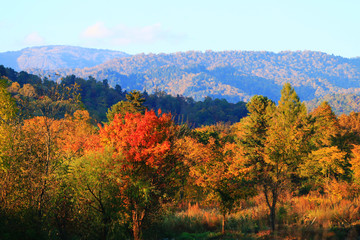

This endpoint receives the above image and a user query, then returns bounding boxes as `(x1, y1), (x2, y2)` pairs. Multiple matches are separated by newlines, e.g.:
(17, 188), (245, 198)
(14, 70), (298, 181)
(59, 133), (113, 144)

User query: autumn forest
(2, 66), (360, 240)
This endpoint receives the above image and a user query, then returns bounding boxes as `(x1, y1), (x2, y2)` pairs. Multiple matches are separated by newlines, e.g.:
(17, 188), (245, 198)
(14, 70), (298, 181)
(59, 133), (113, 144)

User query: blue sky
(1, 0), (359, 57)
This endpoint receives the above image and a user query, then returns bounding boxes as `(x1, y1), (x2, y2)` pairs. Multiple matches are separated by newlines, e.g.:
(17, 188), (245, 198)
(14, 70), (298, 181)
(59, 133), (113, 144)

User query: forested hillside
(0, 65), (247, 126)
(306, 93), (360, 116)
(27, 50), (360, 102)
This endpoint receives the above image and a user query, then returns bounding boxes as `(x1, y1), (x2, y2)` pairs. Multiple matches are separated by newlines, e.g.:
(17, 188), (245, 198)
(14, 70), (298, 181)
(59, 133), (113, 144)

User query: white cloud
(24, 32), (45, 46)
(82, 22), (111, 39)
(81, 22), (184, 46)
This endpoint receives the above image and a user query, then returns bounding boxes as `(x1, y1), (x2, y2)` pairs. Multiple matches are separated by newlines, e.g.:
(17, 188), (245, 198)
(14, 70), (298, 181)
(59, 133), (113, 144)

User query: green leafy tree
(0, 78), (18, 123)
(0, 78), (19, 214)
(238, 95), (276, 230)
(240, 95), (274, 171)
(106, 90), (146, 122)
(240, 84), (311, 231)
(68, 148), (125, 239)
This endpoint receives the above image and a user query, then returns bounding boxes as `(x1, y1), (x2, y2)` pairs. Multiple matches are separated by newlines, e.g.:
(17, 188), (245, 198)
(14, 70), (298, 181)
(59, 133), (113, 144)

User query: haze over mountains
(1, 45), (360, 103)
(0, 45), (129, 71)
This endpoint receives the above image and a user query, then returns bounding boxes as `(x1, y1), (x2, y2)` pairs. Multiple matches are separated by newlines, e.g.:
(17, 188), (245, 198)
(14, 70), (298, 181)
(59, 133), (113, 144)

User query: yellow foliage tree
(350, 145), (360, 185)
(300, 146), (346, 188)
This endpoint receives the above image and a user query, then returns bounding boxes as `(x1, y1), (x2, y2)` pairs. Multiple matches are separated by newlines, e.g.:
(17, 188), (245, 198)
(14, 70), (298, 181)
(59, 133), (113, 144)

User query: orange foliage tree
(99, 110), (182, 240)
(60, 110), (98, 157)
(180, 124), (255, 234)
(310, 101), (339, 148)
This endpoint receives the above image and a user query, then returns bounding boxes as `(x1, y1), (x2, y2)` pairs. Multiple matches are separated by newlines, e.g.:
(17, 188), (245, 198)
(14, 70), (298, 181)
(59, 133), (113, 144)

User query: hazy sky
(1, 0), (359, 57)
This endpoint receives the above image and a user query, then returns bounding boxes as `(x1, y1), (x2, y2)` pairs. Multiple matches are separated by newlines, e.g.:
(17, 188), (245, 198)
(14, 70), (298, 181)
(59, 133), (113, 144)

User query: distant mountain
(27, 50), (360, 102)
(0, 45), (130, 71)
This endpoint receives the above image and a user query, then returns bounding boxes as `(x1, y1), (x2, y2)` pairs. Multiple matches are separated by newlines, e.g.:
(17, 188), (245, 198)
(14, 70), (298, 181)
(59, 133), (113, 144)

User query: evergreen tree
(310, 101), (339, 148)
(106, 90), (146, 122)
(267, 83), (309, 171)
(263, 83), (310, 230)
(239, 84), (312, 231)
(240, 95), (274, 186)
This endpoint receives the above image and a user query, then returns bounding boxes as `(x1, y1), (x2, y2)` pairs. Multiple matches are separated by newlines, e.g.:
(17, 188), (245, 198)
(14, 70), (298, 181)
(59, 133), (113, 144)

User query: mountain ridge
(0, 45), (130, 71)
(2, 46), (360, 103)
(26, 49), (360, 102)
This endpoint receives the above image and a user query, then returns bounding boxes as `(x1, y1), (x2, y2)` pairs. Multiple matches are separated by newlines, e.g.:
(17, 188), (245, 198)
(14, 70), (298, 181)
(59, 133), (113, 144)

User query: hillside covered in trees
(26, 49), (360, 102)
(0, 65), (247, 126)
(306, 93), (360, 116)
(2, 74), (360, 239)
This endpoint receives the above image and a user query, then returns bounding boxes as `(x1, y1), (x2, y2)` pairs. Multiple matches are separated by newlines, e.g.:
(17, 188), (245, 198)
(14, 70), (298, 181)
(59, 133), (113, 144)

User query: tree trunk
(264, 184), (278, 232)
(132, 205), (145, 240)
(222, 212), (226, 235)
(270, 205), (276, 231)
(101, 215), (110, 240)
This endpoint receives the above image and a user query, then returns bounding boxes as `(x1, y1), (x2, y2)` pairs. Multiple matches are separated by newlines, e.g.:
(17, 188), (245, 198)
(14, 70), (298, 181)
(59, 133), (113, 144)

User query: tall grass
(152, 181), (360, 239)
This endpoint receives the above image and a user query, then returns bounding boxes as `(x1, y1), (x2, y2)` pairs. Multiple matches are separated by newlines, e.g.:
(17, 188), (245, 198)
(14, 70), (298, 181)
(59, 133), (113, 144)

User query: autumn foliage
(100, 110), (173, 169)
(4, 79), (360, 239)
(98, 110), (182, 240)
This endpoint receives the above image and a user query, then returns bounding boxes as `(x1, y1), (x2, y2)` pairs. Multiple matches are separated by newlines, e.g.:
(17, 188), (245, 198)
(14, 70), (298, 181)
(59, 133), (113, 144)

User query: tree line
(0, 65), (248, 127)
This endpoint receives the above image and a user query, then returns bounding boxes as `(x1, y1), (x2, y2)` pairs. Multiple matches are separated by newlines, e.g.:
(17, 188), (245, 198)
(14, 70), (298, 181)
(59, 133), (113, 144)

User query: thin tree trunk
(38, 124), (51, 218)
(102, 216), (110, 240)
(86, 185), (109, 240)
(264, 184), (278, 232)
(222, 212), (226, 235)
(270, 205), (276, 231)
(132, 205), (145, 240)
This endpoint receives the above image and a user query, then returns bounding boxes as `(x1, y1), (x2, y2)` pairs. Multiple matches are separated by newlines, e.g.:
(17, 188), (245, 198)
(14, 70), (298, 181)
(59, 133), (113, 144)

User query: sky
(1, 0), (360, 58)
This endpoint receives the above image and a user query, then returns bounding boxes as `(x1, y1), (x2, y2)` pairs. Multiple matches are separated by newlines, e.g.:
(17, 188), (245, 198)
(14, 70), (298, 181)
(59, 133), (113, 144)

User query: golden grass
(176, 202), (222, 229)
(164, 181), (360, 238)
